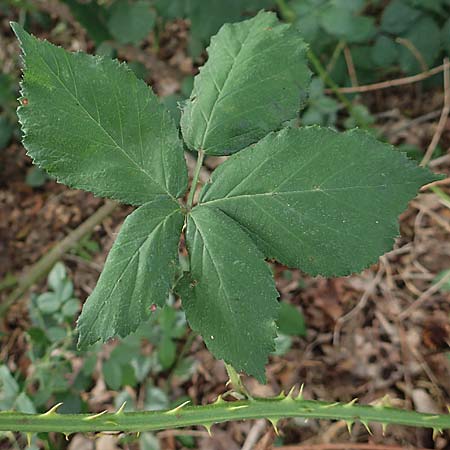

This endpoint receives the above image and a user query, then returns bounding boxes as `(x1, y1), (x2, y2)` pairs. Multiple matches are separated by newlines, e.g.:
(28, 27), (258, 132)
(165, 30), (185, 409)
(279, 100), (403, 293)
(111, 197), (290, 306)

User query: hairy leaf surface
(181, 11), (310, 156)
(13, 23), (187, 205)
(77, 197), (184, 348)
(177, 207), (279, 381)
(199, 127), (437, 276)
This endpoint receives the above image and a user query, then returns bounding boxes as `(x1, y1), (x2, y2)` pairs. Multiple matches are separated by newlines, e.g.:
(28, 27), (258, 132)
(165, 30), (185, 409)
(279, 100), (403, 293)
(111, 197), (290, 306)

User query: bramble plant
(2, 10), (450, 439)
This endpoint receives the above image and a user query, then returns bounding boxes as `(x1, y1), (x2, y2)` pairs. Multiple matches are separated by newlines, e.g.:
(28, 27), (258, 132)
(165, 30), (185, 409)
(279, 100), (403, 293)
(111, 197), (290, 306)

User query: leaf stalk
(187, 150), (205, 210)
(225, 363), (252, 399)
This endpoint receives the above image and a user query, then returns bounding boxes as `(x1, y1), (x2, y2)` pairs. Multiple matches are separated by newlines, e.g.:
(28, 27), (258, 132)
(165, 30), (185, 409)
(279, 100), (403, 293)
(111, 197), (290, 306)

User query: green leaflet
(12, 23), (187, 205)
(199, 127), (437, 277)
(77, 197), (184, 348)
(181, 11), (311, 156)
(61, 0), (112, 45)
(107, 0), (156, 45)
(177, 207), (279, 382)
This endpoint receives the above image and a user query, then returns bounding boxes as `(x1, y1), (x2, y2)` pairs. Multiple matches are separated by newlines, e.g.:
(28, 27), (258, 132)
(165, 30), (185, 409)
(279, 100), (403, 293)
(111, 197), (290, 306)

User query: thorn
(41, 402), (63, 416)
(115, 402), (127, 415)
(432, 428), (443, 440)
(268, 418), (280, 435)
(374, 394), (392, 409)
(83, 410), (108, 421)
(381, 422), (388, 436)
(276, 390), (286, 400)
(361, 420), (372, 435)
(286, 385), (297, 400)
(343, 398), (358, 407)
(202, 423), (213, 436)
(214, 395), (225, 405)
(166, 400), (191, 415)
(345, 421), (353, 435)
(26, 433), (32, 447)
(297, 383), (305, 400)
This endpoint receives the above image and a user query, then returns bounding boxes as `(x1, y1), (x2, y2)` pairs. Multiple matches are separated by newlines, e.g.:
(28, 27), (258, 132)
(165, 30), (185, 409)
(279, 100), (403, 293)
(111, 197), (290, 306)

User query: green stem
(275, 0), (296, 23)
(225, 364), (251, 399)
(1, 396), (449, 434)
(186, 150), (205, 210)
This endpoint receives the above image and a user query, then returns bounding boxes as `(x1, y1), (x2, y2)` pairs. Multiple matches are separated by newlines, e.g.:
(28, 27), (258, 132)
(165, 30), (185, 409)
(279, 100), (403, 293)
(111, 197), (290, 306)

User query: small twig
(343, 45), (358, 87)
(326, 40), (346, 74)
(399, 269), (450, 319)
(430, 185), (450, 209)
(396, 37), (428, 72)
(421, 58), (450, 167)
(241, 419), (267, 450)
(386, 109), (441, 137)
(421, 177), (450, 191)
(307, 50), (367, 128)
(429, 152), (450, 168)
(0, 200), (118, 317)
(410, 200), (450, 232)
(326, 63), (445, 94)
(333, 265), (385, 346)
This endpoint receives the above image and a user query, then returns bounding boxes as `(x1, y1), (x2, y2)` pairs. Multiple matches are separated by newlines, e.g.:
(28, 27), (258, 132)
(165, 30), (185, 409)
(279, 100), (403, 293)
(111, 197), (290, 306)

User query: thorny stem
(1, 395), (449, 434)
(186, 150), (205, 210)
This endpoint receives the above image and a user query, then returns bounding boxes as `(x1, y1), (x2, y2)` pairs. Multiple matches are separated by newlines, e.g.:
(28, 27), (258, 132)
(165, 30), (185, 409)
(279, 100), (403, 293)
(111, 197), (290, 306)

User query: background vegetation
(0, 1), (449, 449)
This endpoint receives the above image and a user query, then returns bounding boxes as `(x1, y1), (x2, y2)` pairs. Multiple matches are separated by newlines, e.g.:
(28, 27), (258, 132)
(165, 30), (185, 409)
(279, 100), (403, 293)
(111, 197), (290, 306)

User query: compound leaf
(12, 23), (187, 205)
(181, 11), (310, 156)
(77, 197), (184, 348)
(177, 206), (279, 382)
(199, 127), (437, 277)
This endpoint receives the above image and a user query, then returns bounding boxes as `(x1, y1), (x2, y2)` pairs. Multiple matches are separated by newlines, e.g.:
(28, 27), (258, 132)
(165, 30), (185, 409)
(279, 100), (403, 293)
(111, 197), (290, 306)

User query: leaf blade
(177, 206), (279, 381)
(77, 197), (184, 348)
(12, 23), (187, 205)
(181, 11), (311, 156)
(200, 127), (437, 276)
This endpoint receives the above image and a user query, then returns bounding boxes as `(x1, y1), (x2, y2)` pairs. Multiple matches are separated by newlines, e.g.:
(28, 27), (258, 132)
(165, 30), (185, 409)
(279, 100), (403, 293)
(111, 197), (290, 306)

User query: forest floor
(1, 2), (450, 450)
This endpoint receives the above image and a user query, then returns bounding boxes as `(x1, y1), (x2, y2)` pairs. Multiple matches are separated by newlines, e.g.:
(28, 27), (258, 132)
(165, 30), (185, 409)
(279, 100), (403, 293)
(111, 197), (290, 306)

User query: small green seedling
(3, 11), (448, 438)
